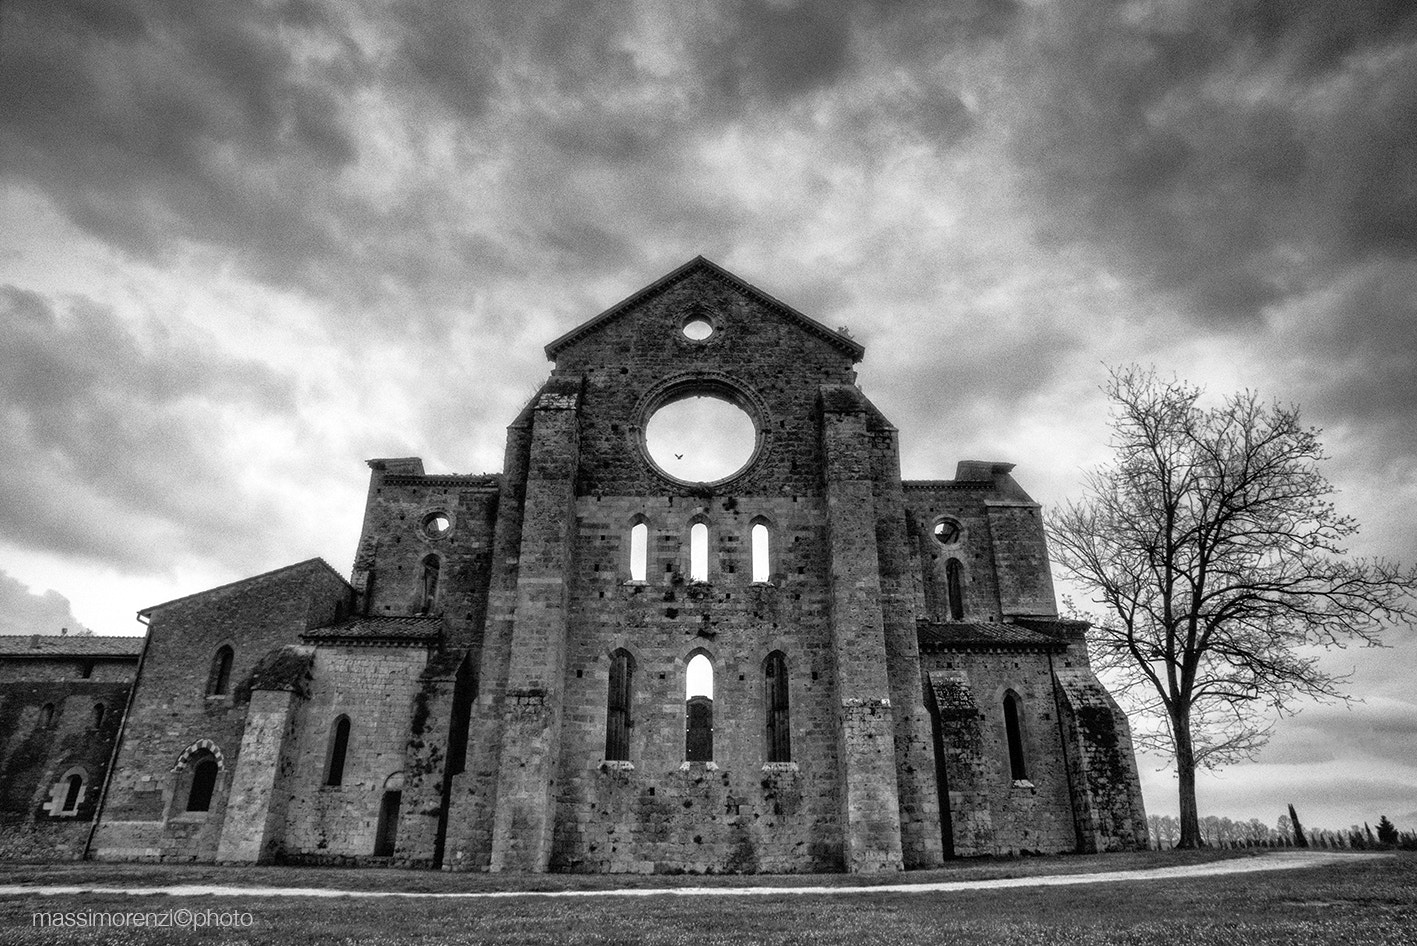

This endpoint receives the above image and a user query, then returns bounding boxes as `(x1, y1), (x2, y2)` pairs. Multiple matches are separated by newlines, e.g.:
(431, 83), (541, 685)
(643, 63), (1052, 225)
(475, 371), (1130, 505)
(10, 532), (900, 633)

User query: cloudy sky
(1, 0), (1413, 833)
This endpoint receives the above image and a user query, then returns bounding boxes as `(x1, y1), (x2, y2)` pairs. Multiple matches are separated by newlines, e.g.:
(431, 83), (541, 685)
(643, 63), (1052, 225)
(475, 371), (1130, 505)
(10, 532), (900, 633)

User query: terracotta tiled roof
(302, 615), (444, 645)
(917, 621), (1067, 651)
(0, 634), (145, 658)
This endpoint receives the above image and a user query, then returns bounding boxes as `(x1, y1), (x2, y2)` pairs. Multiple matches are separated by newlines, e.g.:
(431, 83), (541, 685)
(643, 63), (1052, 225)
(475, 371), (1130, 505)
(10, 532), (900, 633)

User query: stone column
(820, 384), (904, 872)
(487, 381), (581, 872)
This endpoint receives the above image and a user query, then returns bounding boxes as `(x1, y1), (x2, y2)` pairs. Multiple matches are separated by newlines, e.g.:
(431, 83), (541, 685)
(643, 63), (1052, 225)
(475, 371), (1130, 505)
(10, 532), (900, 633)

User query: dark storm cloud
(0, 569), (91, 637)
(1014, 0), (1417, 323)
(0, 286), (296, 569)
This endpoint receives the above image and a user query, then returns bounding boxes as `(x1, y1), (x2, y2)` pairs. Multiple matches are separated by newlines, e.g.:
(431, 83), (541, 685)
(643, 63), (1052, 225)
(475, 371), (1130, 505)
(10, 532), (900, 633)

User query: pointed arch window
(1004, 691), (1027, 781)
(946, 559), (965, 621)
(208, 645), (234, 696)
(419, 555), (440, 615)
(685, 653), (714, 761)
(690, 522), (709, 582)
(92, 703), (106, 729)
(326, 715), (352, 786)
(765, 651), (791, 763)
(187, 757), (219, 812)
(61, 774), (84, 813)
(751, 522), (770, 583)
(629, 522), (648, 582)
(605, 650), (634, 761)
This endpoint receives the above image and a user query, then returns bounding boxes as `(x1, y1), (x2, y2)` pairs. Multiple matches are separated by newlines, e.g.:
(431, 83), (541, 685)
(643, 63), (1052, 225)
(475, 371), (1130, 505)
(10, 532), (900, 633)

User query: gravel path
(0, 851), (1384, 900)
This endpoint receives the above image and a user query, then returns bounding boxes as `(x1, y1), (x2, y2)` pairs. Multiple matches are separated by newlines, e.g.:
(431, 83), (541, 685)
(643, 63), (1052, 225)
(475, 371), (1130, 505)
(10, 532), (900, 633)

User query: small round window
(932, 518), (961, 545)
(682, 318), (713, 341)
(423, 512), (452, 538)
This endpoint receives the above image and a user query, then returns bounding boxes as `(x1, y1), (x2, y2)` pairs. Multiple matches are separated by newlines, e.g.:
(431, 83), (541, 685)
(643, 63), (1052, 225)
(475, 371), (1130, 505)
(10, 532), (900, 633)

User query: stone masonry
(1, 257), (1148, 870)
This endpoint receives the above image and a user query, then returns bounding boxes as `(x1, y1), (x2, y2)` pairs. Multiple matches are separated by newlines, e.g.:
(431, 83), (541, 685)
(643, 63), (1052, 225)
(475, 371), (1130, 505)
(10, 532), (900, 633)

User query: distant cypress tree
(1288, 804), (1309, 848)
(1377, 816), (1398, 846)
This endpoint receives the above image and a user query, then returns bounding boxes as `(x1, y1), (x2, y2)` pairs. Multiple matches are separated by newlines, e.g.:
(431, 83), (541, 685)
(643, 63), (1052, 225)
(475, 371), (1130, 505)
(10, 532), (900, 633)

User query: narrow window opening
(751, 523), (770, 583)
(208, 646), (234, 696)
(946, 559), (965, 621)
(690, 522), (709, 582)
(419, 555), (440, 615)
(1004, 691), (1027, 781)
(187, 758), (219, 812)
(92, 703), (105, 729)
(374, 790), (402, 856)
(39, 703), (54, 728)
(685, 653), (714, 761)
(629, 522), (648, 582)
(326, 715), (351, 786)
(605, 650), (634, 761)
(62, 774), (83, 813)
(765, 651), (791, 763)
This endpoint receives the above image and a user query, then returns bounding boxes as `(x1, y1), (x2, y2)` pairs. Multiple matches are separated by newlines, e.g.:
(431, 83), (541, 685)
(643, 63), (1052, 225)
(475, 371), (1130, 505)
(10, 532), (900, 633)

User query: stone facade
(0, 257), (1148, 870)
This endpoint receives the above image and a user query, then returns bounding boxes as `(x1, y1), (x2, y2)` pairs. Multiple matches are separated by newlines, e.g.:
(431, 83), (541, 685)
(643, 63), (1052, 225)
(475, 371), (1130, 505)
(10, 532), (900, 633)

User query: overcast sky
(1, 0), (1413, 834)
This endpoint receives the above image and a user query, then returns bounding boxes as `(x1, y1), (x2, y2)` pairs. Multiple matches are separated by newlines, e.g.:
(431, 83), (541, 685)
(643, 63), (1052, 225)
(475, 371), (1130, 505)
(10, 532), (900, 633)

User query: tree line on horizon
(1146, 812), (1413, 850)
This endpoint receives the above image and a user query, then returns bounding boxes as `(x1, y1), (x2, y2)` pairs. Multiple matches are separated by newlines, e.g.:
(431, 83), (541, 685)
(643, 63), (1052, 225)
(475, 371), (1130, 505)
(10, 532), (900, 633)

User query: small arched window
(208, 645), (234, 696)
(187, 757), (219, 812)
(685, 653), (714, 762)
(1004, 691), (1027, 781)
(690, 522), (709, 582)
(751, 522), (770, 583)
(946, 559), (965, 621)
(61, 774), (84, 813)
(605, 650), (634, 761)
(419, 555), (440, 615)
(765, 651), (791, 763)
(326, 715), (352, 786)
(629, 522), (648, 582)
(92, 703), (106, 729)
(38, 703), (55, 728)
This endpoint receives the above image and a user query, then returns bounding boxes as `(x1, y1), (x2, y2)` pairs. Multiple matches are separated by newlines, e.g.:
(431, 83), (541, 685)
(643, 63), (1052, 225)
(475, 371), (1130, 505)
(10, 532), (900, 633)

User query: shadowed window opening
(933, 518), (961, 545)
(92, 703), (105, 729)
(208, 645), (234, 696)
(765, 651), (791, 763)
(39, 703), (54, 728)
(187, 758), (218, 812)
(751, 523), (770, 582)
(605, 650), (634, 761)
(1004, 691), (1027, 781)
(326, 715), (351, 786)
(946, 559), (965, 621)
(419, 555), (440, 614)
(646, 396), (756, 483)
(690, 523), (709, 582)
(629, 522), (648, 581)
(685, 653), (714, 761)
(61, 774), (83, 813)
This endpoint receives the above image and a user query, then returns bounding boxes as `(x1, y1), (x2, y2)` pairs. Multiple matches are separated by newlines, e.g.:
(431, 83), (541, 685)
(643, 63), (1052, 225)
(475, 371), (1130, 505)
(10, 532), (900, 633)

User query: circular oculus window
(644, 394), (757, 484)
(932, 518), (962, 545)
(682, 318), (714, 341)
(423, 512), (452, 538)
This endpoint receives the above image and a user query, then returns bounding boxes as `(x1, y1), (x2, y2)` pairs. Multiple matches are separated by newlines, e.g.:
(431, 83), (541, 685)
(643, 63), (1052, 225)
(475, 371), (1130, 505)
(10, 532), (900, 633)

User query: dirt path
(0, 851), (1385, 900)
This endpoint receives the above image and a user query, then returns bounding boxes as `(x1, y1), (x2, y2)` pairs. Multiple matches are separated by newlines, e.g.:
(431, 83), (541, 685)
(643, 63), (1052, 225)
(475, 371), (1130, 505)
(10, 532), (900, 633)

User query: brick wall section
(91, 560), (351, 862)
(821, 387), (904, 872)
(278, 644), (432, 863)
(985, 502), (1059, 617)
(217, 686), (303, 863)
(487, 384), (582, 871)
(1053, 667), (1150, 852)
(395, 648), (474, 868)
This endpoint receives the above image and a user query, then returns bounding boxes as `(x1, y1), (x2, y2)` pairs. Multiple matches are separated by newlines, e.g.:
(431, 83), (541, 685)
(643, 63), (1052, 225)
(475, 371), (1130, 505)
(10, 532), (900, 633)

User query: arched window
(187, 757), (219, 812)
(38, 703), (54, 728)
(92, 703), (106, 729)
(685, 653), (714, 762)
(1004, 691), (1027, 781)
(419, 555), (440, 615)
(208, 645), (234, 696)
(605, 650), (634, 761)
(629, 522), (648, 582)
(326, 715), (352, 786)
(751, 522), (770, 583)
(765, 651), (791, 763)
(690, 522), (709, 582)
(946, 559), (965, 621)
(61, 774), (84, 813)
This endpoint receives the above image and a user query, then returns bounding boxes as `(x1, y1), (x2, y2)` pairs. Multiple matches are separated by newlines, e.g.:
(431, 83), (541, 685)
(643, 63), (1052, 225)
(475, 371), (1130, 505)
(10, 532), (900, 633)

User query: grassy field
(0, 850), (1412, 945)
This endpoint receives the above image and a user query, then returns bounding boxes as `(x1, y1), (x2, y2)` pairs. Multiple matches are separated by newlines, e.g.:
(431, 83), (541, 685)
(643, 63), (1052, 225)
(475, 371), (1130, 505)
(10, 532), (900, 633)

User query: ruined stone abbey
(0, 258), (1148, 871)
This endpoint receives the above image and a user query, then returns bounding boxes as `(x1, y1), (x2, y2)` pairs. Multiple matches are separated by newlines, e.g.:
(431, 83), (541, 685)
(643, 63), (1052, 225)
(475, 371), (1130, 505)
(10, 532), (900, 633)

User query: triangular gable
(543, 256), (866, 362)
(137, 558), (350, 618)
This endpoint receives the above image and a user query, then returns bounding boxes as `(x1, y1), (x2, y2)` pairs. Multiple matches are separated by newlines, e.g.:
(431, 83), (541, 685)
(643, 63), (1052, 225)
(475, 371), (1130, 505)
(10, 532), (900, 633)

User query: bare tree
(1049, 367), (1415, 849)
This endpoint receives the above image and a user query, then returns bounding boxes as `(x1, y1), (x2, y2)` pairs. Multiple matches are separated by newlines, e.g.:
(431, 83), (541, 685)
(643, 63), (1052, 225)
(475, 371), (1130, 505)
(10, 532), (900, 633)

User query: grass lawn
(0, 851), (1412, 944)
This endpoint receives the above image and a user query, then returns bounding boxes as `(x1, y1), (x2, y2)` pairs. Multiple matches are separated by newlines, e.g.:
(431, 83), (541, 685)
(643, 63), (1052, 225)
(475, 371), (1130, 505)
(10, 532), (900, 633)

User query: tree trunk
(1173, 711), (1202, 848)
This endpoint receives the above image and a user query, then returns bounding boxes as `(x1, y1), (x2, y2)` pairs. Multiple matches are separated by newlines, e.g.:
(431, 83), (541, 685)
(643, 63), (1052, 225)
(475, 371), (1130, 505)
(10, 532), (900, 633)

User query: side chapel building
(0, 258), (1147, 872)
